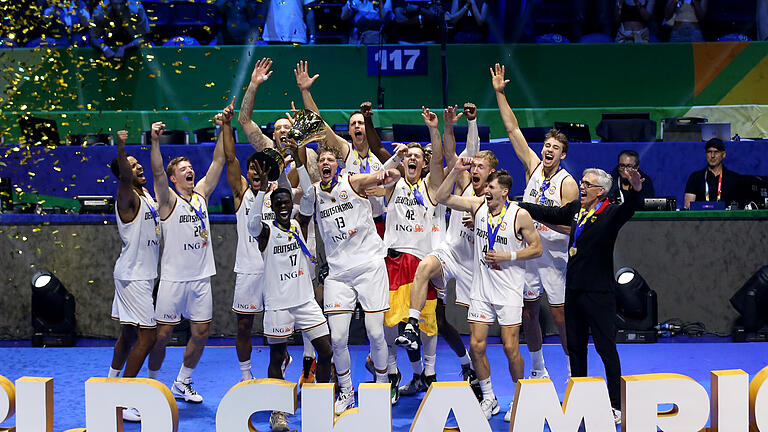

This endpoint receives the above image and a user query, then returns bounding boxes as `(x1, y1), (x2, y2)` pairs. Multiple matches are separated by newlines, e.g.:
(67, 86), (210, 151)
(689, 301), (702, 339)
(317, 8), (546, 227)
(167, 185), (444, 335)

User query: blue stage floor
(1, 336), (767, 431)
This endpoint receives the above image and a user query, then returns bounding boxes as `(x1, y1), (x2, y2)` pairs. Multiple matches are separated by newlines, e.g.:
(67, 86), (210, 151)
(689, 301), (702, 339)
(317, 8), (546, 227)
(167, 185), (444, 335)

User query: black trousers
(564, 290), (622, 410)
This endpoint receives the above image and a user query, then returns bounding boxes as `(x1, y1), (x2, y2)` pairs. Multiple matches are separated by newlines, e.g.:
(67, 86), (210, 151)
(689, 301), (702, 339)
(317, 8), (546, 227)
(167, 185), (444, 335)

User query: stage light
(31, 270), (76, 347)
(614, 267), (658, 343)
(730, 266), (768, 342)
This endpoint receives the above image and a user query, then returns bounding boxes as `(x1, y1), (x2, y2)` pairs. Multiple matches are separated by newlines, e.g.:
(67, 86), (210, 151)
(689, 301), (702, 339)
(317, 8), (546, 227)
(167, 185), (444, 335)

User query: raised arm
(442, 104), (462, 171)
(491, 63), (539, 178)
(294, 60), (350, 160)
(436, 157), (484, 213)
(350, 169), (400, 196)
(238, 57), (275, 152)
(246, 161), (272, 251)
(196, 98), (235, 200)
(115, 130), (140, 222)
(224, 105), (247, 207)
(361, 101), (391, 163)
(149, 121), (174, 218)
(423, 107), (445, 193)
(459, 102), (480, 158)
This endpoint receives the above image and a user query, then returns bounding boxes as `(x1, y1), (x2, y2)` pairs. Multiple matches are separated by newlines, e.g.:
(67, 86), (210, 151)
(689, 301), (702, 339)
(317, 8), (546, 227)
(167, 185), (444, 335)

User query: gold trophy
(287, 108), (327, 148)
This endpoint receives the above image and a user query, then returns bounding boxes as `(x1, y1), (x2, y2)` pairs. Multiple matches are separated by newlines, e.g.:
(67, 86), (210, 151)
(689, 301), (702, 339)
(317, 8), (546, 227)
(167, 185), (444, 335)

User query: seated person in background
(216, 0), (267, 45)
(664, 0), (707, 42)
(90, 0), (149, 59)
(684, 138), (742, 209)
(607, 150), (655, 203)
(389, 0), (443, 43)
(262, 0), (316, 44)
(341, 0), (393, 45)
(614, 0), (655, 43)
(446, 0), (488, 43)
(42, 0), (91, 47)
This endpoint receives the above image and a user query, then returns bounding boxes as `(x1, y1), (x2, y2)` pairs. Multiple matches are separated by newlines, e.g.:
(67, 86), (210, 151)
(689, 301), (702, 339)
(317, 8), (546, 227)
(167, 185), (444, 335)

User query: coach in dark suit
(518, 166), (643, 423)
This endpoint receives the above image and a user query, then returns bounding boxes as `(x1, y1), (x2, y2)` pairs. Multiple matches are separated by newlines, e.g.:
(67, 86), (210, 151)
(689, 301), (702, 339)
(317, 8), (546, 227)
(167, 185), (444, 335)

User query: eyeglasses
(706, 150), (723, 155)
(580, 181), (604, 189)
(618, 163), (638, 169)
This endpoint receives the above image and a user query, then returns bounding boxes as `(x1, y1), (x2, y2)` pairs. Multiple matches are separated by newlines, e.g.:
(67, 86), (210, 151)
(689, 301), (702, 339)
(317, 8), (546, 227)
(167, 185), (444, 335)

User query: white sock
(375, 371), (388, 383)
(424, 354), (436, 376)
(108, 367), (121, 378)
(338, 371), (353, 393)
(387, 349), (399, 374)
(148, 369), (160, 379)
(530, 349), (545, 370)
(408, 308), (421, 321)
(239, 360), (253, 380)
(176, 365), (194, 383)
(458, 353), (471, 367)
(479, 377), (495, 400)
(411, 359), (423, 375)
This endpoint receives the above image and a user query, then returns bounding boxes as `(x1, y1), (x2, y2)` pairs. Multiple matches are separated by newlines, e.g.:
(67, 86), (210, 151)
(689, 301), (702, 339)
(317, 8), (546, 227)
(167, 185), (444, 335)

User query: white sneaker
(122, 407), (141, 422)
(281, 353), (293, 377)
(612, 408), (621, 424)
(528, 367), (550, 379)
(269, 411), (290, 432)
(172, 379), (203, 403)
(504, 401), (513, 422)
(479, 397), (499, 420)
(334, 387), (355, 415)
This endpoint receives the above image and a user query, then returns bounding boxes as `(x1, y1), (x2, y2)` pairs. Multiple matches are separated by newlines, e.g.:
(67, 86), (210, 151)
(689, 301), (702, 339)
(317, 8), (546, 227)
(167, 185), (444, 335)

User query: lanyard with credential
(704, 171), (722, 202)
(353, 148), (371, 174)
(539, 167), (561, 204)
(178, 192), (208, 240)
(570, 198), (608, 256)
(486, 201), (509, 251)
(138, 191), (160, 235)
(272, 221), (318, 264)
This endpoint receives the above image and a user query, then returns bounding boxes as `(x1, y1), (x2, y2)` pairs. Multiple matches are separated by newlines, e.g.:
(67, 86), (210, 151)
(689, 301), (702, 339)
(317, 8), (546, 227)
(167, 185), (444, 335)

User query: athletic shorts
(232, 272), (265, 314)
(429, 245), (473, 306)
(156, 277), (213, 324)
(383, 252), (437, 336)
(324, 259), (389, 313)
(111, 279), (156, 328)
(523, 249), (567, 306)
(263, 300), (329, 341)
(467, 299), (522, 327)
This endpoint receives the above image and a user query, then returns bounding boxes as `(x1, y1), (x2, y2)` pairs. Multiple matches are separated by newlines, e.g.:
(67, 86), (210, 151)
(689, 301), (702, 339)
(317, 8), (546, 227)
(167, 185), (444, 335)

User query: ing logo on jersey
(339, 191), (349, 200)
(432, 225), (440, 232)
(347, 229), (358, 236)
(414, 224), (424, 233)
(325, 302), (342, 309)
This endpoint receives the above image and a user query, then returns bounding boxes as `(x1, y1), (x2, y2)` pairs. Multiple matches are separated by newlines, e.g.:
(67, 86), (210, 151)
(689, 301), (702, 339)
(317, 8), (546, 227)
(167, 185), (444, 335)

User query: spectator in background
(390, 0), (446, 43)
(41, 0), (91, 47)
(684, 138), (743, 209)
(341, 0), (393, 45)
(446, 0), (488, 43)
(615, 0), (655, 42)
(90, 0), (149, 59)
(759, 0), (768, 41)
(262, 0), (316, 44)
(216, 0), (267, 45)
(664, 0), (707, 42)
(607, 150), (655, 203)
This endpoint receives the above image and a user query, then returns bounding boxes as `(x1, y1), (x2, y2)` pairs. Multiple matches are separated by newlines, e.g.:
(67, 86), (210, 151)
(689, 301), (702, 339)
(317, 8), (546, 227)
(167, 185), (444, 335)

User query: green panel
(693, 43), (768, 105)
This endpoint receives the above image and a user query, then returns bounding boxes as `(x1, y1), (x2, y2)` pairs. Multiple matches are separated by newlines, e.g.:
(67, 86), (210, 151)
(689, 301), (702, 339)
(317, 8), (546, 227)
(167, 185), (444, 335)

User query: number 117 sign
(367, 46), (428, 76)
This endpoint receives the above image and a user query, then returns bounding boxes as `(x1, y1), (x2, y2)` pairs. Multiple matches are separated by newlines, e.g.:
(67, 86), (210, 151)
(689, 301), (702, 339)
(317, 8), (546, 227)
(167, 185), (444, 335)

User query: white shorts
(111, 279), (156, 328)
(430, 245), (472, 306)
(156, 277), (213, 324)
(324, 259), (389, 313)
(523, 249), (567, 306)
(467, 299), (522, 327)
(232, 272), (265, 314)
(263, 300), (329, 341)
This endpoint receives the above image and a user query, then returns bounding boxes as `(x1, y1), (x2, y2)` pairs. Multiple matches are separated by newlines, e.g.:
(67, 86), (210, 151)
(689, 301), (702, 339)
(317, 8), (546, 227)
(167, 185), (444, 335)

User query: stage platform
(1, 336), (767, 431)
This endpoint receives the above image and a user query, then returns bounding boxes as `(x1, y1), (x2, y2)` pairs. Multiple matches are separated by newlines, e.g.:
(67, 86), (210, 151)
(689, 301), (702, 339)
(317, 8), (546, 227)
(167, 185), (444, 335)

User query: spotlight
(730, 266), (768, 342)
(31, 271), (77, 347)
(614, 267), (658, 343)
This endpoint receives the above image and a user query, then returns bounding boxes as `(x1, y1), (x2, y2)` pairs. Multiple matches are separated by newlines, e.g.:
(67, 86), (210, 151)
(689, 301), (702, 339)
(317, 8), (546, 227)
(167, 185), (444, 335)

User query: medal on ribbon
(139, 192), (161, 236)
(539, 167), (561, 205)
(486, 201), (509, 252)
(570, 198), (608, 257)
(273, 221), (318, 264)
(180, 193), (209, 243)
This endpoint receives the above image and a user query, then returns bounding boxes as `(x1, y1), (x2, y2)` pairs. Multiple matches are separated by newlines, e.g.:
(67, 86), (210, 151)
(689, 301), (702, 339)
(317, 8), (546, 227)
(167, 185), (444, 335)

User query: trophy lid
(252, 148), (285, 182)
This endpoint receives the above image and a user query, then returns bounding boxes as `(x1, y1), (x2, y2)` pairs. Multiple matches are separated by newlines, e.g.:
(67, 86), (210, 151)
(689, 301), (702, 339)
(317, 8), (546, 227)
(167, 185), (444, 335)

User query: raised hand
(463, 102), (477, 120)
(250, 57), (274, 87)
(253, 160), (271, 191)
(490, 63), (510, 93)
(443, 105), (463, 126)
(151, 122), (165, 141)
(294, 60), (319, 91)
(393, 143), (408, 159)
(285, 101), (299, 125)
(360, 101), (373, 118)
(377, 169), (401, 187)
(454, 156), (472, 171)
(116, 130), (128, 147)
(628, 166), (644, 191)
(421, 106), (439, 128)
(219, 97), (236, 124)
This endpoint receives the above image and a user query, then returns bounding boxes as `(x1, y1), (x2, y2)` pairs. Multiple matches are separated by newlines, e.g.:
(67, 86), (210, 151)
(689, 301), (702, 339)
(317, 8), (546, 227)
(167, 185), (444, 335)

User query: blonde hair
(474, 150), (498, 169)
(166, 156), (190, 178)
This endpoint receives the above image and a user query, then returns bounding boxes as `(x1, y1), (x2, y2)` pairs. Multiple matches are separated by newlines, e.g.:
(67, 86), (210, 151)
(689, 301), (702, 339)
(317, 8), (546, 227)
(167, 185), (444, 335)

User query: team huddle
(108, 59), (634, 429)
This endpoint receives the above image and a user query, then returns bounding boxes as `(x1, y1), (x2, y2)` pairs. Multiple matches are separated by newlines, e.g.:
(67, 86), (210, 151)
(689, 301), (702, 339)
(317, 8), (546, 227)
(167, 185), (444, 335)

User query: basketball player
(436, 158), (542, 420)
(146, 101), (232, 403)
(302, 143), (400, 414)
(108, 129), (159, 422)
(247, 152), (333, 432)
(492, 63), (579, 381)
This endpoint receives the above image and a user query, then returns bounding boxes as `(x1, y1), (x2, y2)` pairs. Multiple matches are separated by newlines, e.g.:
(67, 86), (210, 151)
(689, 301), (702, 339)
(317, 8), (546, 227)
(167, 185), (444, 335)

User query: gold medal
(331, 198), (336, 203)
(155, 225), (161, 235)
(569, 247), (577, 257)
(200, 228), (209, 240)
(189, 206), (196, 214)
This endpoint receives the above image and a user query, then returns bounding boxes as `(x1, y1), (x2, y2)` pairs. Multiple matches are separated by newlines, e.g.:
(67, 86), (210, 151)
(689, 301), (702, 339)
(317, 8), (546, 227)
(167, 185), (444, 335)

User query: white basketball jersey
(384, 177), (446, 259)
(113, 188), (160, 281)
(262, 220), (314, 310)
(315, 175), (386, 274)
(341, 145), (385, 217)
(471, 201), (526, 306)
(234, 187), (274, 274)
(160, 190), (216, 281)
(442, 184), (476, 261)
(523, 162), (572, 246)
